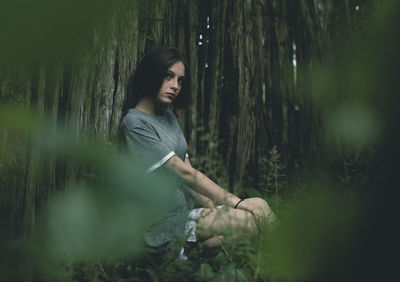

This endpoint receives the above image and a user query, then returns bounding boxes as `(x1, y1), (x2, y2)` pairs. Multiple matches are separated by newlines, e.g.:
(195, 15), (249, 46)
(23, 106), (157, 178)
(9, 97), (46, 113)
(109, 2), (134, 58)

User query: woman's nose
(170, 79), (179, 90)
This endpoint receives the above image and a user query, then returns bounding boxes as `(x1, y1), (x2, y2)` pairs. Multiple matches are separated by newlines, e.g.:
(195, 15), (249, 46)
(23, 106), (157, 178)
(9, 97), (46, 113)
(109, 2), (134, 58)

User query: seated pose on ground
(120, 47), (275, 259)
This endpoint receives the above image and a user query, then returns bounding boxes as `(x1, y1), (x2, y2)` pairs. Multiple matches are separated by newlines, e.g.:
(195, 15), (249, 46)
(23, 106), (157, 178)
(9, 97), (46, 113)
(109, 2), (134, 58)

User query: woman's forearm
(184, 186), (215, 208)
(183, 169), (240, 207)
(165, 155), (240, 207)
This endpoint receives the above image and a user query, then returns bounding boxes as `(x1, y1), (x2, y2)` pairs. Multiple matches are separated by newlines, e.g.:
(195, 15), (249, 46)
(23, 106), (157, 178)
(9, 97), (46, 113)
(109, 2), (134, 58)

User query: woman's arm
(184, 157), (215, 208)
(165, 155), (241, 207)
(165, 155), (274, 226)
(184, 185), (215, 208)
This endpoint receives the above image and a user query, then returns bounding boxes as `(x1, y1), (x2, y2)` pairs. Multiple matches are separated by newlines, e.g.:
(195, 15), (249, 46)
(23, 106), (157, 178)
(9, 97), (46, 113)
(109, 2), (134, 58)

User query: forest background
(0, 0), (399, 281)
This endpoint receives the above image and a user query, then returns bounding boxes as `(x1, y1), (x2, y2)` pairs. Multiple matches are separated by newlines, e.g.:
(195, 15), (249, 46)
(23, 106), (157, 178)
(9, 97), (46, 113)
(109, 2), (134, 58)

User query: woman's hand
(237, 197), (275, 228)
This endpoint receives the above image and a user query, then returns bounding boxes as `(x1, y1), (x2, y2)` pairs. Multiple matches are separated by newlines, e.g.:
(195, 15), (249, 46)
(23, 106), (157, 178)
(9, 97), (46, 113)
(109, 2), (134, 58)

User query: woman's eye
(164, 72), (173, 79)
(178, 78), (184, 84)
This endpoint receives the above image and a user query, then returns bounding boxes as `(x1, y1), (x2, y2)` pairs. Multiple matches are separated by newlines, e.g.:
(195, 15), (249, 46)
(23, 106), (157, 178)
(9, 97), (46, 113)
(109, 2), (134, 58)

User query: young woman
(121, 47), (275, 259)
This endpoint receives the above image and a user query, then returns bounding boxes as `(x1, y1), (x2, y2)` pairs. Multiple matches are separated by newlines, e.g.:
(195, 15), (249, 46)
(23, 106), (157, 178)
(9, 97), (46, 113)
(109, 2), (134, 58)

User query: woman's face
(156, 61), (185, 105)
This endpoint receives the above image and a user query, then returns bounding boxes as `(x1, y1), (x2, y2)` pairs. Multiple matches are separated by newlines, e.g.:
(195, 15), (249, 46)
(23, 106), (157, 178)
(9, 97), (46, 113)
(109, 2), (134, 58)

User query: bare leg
(195, 206), (258, 244)
(200, 235), (224, 248)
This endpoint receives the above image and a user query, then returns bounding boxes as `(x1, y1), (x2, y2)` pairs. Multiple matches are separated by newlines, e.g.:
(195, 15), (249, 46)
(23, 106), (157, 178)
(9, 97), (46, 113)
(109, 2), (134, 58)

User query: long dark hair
(117, 47), (189, 146)
(123, 47), (189, 114)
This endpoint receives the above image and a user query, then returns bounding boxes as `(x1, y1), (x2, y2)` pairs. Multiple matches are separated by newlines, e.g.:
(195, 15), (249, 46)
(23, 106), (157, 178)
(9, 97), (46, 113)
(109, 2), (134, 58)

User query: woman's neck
(134, 97), (163, 116)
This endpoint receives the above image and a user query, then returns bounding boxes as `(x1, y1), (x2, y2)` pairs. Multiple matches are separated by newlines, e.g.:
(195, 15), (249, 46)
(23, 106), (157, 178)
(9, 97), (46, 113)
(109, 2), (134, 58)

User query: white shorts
(184, 205), (223, 242)
(179, 205), (223, 261)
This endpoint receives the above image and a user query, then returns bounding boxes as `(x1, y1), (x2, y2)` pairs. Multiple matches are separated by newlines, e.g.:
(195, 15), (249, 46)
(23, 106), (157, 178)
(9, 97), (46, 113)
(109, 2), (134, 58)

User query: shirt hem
(147, 151), (175, 173)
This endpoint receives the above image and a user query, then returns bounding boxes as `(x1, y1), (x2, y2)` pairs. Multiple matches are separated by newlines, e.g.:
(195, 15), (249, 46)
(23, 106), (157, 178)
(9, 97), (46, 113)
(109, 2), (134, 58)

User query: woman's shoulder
(122, 108), (178, 130)
(121, 109), (150, 130)
(163, 108), (180, 122)
(163, 108), (176, 117)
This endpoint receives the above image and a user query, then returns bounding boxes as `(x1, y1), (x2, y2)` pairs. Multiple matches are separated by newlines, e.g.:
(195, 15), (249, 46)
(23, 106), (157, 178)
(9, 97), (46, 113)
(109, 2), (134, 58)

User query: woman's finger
(255, 207), (269, 226)
(252, 208), (264, 227)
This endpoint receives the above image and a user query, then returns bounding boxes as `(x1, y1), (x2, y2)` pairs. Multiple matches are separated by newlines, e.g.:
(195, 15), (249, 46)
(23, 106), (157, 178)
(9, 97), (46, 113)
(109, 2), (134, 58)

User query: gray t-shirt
(121, 108), (189, 251)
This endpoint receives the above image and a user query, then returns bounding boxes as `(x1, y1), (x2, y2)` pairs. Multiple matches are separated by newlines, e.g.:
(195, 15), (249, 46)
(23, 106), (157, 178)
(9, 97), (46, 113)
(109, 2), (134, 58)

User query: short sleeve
(124, 122), (175, 173)
(185, 153), (189, 158)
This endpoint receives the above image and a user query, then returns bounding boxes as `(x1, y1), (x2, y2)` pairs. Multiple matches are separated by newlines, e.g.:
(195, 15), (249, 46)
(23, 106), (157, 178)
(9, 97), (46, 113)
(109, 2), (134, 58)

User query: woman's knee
(252, 197), (275, 222)
(196, 207), (256, 239)
(230, 208), (258, 233)
(253, 197), (271, 210)
(215, 208), (258, 236)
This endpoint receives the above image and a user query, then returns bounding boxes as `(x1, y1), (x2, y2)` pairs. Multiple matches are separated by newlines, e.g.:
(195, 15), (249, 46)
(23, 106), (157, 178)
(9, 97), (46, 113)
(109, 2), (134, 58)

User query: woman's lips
(166, 93), (175, 98)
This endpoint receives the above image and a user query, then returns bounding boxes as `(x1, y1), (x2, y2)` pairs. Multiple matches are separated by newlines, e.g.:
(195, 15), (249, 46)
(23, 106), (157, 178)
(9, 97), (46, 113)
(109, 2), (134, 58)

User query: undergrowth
(65, 237), (271, 281)
(0, 125), (371, 281)
(63, 146), (288, 282)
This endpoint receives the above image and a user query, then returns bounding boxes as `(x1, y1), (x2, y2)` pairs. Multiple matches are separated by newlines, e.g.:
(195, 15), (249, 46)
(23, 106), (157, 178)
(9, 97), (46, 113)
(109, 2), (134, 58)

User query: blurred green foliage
(265, 188), (359, 281)
(0, 0), (124, 64)
(0, 105), (178, 280)
(0, 103), (45, 133)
